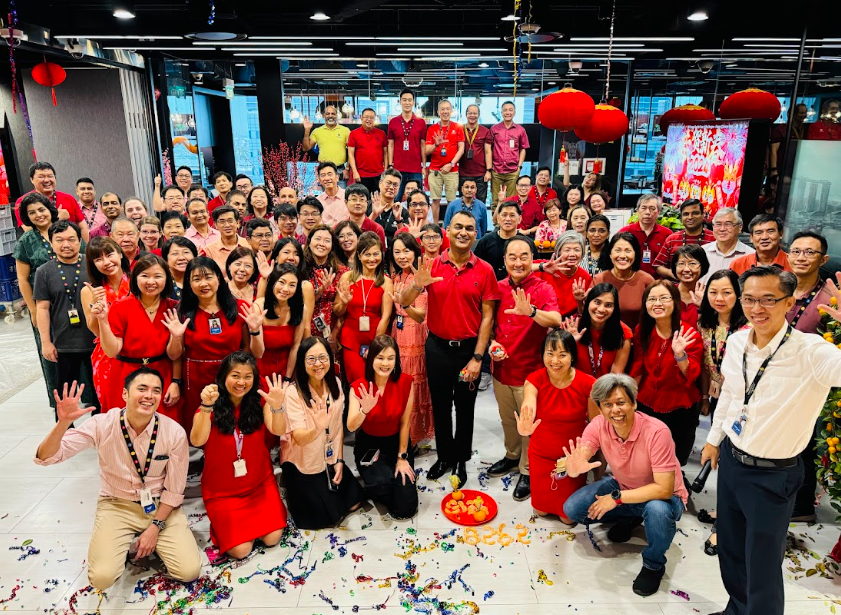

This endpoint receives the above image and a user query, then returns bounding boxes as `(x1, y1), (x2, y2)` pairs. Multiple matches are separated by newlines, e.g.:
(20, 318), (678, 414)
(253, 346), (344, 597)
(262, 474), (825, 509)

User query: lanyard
(234, 427), (244, 460)
(465, 126), (478, 147)
(437, 122), (450, 148)
(789, 283), (821, 329)
(588, 343), (604, 375)
(360, 277), (376, 315)
(39, 233), (56, 260)
(82, 202), (99, 226)
(121, 410), (158, 485)
(56, 257), (83, 301)
(741, 325), (792, 407)
(401, 117), (415, 139)
(710, 326), (731, 371)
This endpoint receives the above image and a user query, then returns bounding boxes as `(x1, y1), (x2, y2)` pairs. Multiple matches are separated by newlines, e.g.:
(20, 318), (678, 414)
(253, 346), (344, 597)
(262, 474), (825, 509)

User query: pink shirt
(318, 188), (349, 227)
(34, 410), (189, 508)
(281, 380), (345, 475)
(184, 225), (221, 252)
(489, 122), (530, 174)
(200, 236), (251, 275)
(581, 412), (689, 506)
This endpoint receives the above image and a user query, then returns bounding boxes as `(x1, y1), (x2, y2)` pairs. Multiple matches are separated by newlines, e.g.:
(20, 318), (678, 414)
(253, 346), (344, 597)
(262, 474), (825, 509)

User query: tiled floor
(0, 326), (840, 613)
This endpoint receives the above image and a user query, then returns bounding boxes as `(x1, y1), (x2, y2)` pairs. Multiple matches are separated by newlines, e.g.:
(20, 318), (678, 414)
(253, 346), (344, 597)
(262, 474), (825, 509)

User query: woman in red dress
(670, 244), (709, 331)
(191, 351), (287, 559)
(81, 237), (131, 412)
(168, 256), (266, 433)
(303, 226), (348, 348)
(347, 335), (418, 519)
(92, 254), (182, 421)
(516, 329), (598, 523)
(334, 232), (393, 385)
(563, 283), (632, 378)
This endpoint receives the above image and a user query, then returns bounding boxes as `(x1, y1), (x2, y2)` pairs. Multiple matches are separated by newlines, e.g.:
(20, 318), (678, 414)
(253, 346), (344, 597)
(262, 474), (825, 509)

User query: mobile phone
(360, 345), (369, 358)
(360, 449), (380, 466)
(326, 463), (340, 491)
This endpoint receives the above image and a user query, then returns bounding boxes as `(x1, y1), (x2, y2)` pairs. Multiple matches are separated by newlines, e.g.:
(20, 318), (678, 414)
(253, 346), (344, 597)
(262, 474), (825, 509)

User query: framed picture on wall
(581, 158), (607, 175)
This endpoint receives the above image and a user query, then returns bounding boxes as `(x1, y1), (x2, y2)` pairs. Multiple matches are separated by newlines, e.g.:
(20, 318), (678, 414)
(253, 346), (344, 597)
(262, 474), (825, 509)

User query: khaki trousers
(492, 378), (529, 475)
(490, 170), (519, 207)
(87, 497), (201, 590)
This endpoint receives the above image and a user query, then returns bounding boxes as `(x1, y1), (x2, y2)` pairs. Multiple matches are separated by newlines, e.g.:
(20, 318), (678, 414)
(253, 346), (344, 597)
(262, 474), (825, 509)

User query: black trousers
(638, 403), (698, 466)
(425, 335), (480, 463)
(353, 429), (418, 519)
(359, 176), (380, 195)
(794, 418), (821, 512)
(56, 350), (101, 419)
(717, 439), (803, 615)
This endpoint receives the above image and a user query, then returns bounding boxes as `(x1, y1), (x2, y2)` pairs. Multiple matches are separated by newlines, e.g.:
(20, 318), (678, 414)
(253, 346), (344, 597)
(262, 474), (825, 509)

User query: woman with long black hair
(257, 263), (308, 383)
(192, 351), (288, 559)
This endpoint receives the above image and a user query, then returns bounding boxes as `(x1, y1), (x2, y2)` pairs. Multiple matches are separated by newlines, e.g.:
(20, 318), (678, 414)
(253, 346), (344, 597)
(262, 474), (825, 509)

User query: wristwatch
(610, 489), (623, 506)
(399, 452), (409, 460)
(529, 305), (537, 319)
(151, 519), (166, 531)
(172, 378), (182, 385)
(472, 353), (483, 362)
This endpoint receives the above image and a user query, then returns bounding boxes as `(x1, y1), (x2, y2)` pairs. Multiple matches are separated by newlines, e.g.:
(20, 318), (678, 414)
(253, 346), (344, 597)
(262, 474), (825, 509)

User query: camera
(569, 60), (583, 75)
(698, 60), (715, 74)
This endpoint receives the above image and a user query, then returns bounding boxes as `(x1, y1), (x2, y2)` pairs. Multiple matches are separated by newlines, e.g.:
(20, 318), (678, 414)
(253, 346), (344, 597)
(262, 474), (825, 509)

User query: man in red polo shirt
(15, 162), (89, 241)
(619, 193), (672, 278)
(400, 210), (499, 488)
(387, 88), (428, 203)
(348, 108), (388, 195)
(425, 99), (465, 223)
(206, 171), (233, 216)
(488, 236), (561, 501)
(459, 103), (492, 204)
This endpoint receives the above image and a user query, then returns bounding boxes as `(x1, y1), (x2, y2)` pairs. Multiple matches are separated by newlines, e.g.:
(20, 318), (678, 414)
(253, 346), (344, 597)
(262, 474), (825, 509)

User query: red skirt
(183, 357), (224, 434)
(205, 474), (287, 553)
(529, 450), (586, 517)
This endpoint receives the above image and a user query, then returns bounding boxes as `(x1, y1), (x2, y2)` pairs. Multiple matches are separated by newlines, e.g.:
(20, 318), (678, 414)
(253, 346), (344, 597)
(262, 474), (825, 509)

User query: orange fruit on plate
(473, 510), (487, 522)
(452, 491), (464, 501)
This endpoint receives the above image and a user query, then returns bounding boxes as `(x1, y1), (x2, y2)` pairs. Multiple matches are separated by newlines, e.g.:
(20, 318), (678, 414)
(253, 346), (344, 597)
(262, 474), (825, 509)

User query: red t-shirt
(387, 115), (428, 174)
(618, 222), (673, 278)
(357, 217), (386, 247)
(15, 190), (84, 227)
(460, 125), (491, 176)
(630, 323), (702, 413)
(575, 321), (633, 378)
(207, 195), (225, 217)
(426, 250), (501, 340)
(425, 122), (466, 172)
(493, 273), (560, 386)
(348, 127), (388, 178)
(535, 266), (592, 318)
(352, 373), (413, 437)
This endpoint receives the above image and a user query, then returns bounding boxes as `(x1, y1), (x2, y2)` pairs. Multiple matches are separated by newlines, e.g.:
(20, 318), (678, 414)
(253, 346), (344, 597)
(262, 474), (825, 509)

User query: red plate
(441, 490), (498, 526)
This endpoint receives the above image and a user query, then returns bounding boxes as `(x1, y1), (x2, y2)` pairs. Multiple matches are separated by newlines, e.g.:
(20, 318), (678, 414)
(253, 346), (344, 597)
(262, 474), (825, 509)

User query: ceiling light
(478, 62), (489, 67)
(531, 87), (539, 91)
(378, 36), (499, 41)
(347, 42), (464, 46)
(688, 11), (708, 21)
(396, 47), (505, 52)
(547, 81), (557, 85)
(113, 9), (135, 19)
(57, 34), (182, 39)
(235, 63), (246, 67)
(571, 37), (694, 41)
(356, 63), (367, 67)
(732, 38), (801, 42)
(221, 47), (333, 51)
(310, 12), (330, 21)
(193, 41), (312, 45)
(185, 31), (244, 41)
(501, 14), (520, 21)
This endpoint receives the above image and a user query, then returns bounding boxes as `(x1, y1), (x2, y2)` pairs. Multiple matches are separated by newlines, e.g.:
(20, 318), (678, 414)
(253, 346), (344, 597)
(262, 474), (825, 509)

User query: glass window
(229, 95), (265, 185)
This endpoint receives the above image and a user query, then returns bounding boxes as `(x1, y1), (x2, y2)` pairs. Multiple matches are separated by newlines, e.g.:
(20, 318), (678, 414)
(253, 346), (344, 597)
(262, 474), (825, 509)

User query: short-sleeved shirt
(582, 412), (689, 506)
(318, 188), (349, 227)
(729, 249), (791, 276)
(460, 125), (491, 176)
(443, 198), (488, 239)
(493, 274), (560, 385)
(618, 222), (673, 278)
(352, 373), (413, 437)
(786, 279), (834, 335)
(575, 321), (633, 378)
(489, 122), (530, 174)
(184, 225), (221, 252)
(80, 202), (107, 230)
(15, 190), (85, 227)
(387, 115), (428, 174)
(653, 229), (715, 269)
(535, 266), (592, 317)
(426, 250), (501, 340)
(473, 230), (536, 281)
(33, 257), (95, 352)
(426, 122), (466, 172)
(701, 240), (754, 283)
(13, 229), (55, 286)
(592, 269), (656, 329)
(281, 380), (345, 475)
(200, 236), (252, 275)
(310, 125), (351, 165)
(348, 127), (388, 178)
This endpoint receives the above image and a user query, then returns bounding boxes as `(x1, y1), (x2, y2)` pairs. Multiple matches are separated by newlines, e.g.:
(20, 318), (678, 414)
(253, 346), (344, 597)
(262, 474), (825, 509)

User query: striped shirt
(34, 410), (189, 508)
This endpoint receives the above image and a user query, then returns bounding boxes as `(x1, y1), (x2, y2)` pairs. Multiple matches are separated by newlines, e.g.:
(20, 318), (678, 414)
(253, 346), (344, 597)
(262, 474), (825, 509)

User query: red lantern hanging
(718, 87), (781, 121)
(537, 85), (596, 132)
(659, 104), (716, 134)
(31, 60), (66, 106)
(574, 103), (629, 144)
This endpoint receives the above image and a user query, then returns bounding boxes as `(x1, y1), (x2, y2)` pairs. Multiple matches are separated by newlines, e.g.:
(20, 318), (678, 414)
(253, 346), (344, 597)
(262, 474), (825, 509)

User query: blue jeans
(563, 477), (684, 570)
(398, 172), (423, 203)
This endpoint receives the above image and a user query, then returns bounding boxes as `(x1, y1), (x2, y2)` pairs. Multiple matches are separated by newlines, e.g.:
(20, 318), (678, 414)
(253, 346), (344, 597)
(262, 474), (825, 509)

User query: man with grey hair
(561, 372), (687, 597)
(701, 207), (754, 283)
(459, 103), (492, 204)
(701, 266), (841, 615)
(302, 105), (351, 185)
(619, 193), (672, 278)
(534, 230), (592, 317)
(348, 107), (388, 195)
(425, 99), (465, 222)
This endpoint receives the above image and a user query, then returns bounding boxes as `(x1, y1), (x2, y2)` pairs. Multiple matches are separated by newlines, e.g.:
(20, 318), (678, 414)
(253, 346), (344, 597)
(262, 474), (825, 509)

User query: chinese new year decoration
(574, 103), (629, 144)
(31, 58), (66, 106)
(659, 104), (715, 134)
(718, 87), (782, 122)
(538, 85), (595, 132)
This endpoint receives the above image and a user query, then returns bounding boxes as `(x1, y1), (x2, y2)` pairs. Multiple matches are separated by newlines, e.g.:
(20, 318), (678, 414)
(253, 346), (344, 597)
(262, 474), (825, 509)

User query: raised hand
(335, 276), (354, 305)
(433, 130), (446, 146)
(90, 299), (109, 322)
(393, 202), (403, 222)
(315, 268), (336, 299)
(162, 308), (190, 338)
(54, 382), (94, 423)
(817, 271), (841, 321)
(407, 218), (424, 238)
(540, 255), (563, 276)
(255, 250), (273, 280)
(84, 282), (106, 306)
(671, 325), (695, 357)
(370, 191), (385, 218)
(302, 115), (313, 131)
(497, 185), (507, 204)
(410, 257), (444, 288)
(689, 281), (706, 307)
(387, 279), (408, 307)
(561, 315), (587, 342)
(572, 278), (589, 302)
(257, 374), (290, 409)
(154, 174), (162, 187)
(200, 383), (220, 407)
(515, 404), (542, 437)
(503, 288), (534, 317)
(356, 382), (383, 415)
(306, 397), (330, 432)
(240, 302), (267, 332)
(561, 437), (601, 479)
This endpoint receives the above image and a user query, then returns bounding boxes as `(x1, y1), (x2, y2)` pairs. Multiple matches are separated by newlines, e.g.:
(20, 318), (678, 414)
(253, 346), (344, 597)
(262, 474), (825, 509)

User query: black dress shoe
(487, 457), (519, 477)
(453, 461), (468, 488)
(427, 459), (452, 481)
(632, 564), (665, 596)
(513, 474), (531, 501)
(607, 517), (643, 543)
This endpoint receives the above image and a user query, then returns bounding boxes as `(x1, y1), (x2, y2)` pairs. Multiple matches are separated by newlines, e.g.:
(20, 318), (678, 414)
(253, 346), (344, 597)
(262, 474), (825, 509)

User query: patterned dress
(307, 263), (348, 338)
(91, 276), (131, 411)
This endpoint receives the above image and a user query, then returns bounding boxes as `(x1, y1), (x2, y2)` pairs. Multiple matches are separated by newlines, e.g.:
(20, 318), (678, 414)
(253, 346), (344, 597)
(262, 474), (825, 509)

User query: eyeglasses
(713, 221), (738, 230)
(305, 354), (330, 365)
(789, 248), (823, 258)
(251, 232), (273, 240)
(645, 296), (674, 305)
(740, 295), (791, 308)
(381, 181), (400, 189)
(421, 235), (442, 242)
(300, 211), (321, 219)
(676, 260), (701, 269)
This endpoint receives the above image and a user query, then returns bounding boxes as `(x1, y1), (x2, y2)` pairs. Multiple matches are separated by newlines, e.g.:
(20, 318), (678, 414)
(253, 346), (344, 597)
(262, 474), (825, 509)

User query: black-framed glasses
(740, 295), (792, 308)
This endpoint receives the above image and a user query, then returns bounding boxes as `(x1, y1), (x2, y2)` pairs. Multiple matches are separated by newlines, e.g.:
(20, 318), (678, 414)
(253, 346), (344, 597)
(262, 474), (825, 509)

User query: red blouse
(575, 321), (633, 378)
(630, 323), (702, 413)
(352, 373), (413, 437)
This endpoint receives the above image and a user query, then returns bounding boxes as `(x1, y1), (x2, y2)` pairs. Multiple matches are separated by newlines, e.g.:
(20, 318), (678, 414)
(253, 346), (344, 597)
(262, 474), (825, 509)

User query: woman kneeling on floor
(191, 351), (288, 559)
(347, 334), (419, 519)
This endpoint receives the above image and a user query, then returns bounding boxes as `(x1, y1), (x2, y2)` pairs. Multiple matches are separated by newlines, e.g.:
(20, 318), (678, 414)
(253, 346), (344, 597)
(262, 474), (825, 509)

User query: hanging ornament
(659, 104), (715, 134)
(208, 0), (216, 25)
(574, 103), (629, 144)
(537, 85), (595, 132)
(718, 87), (782, 121)
(31, 58), (67, 106)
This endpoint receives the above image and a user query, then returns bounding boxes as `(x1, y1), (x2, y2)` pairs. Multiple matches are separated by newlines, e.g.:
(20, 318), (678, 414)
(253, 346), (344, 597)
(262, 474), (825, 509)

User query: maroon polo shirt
(352, 216), (386, 247)
(493, 273), (560, 385)
(426, 250), (501, 341)
(619, 222), (673, 278)
(387, 115), (428, 174)
(460, 124), (491, 177)
(348, 126), (388, 178)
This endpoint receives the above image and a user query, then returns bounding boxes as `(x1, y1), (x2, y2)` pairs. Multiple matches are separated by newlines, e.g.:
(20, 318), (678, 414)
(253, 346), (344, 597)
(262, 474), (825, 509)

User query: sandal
(698, 509), (717, 524)
(704, 524), (718, 557)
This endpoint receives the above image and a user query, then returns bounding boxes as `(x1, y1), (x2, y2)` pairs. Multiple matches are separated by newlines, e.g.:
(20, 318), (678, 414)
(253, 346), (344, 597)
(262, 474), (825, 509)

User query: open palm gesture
(562, 437), (601, 479)
(336, 276), (354, 305)
(370, 191), (385, 218)
(240, 302), (267, 332)
(817, 271), (841, 321)
(572, 278), (589, 302)
(54, 381), (94, 423)
(162, 308), (190, 338)
(561, 315), (587, 342)
(255, 251), (273, 280)
(689, 281), (706, 307)
(411, 256), (444, 288)
(515, 404), (542, 437)
(387, 279), (409, 307)
(406, 218), (424, 238)
(257, 374), (290, 409)
(503, 288), (534, 317)
(306, 397), (330, 432)
(314, 268), (336, 299)
(671, 325), (695, 356)
(355, 382), (383, 415)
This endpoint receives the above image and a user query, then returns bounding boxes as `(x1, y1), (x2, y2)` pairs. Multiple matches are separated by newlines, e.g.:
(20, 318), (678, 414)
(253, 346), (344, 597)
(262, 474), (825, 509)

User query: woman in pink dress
(81, 237), (131, 412)
(388, 232), (434, 444)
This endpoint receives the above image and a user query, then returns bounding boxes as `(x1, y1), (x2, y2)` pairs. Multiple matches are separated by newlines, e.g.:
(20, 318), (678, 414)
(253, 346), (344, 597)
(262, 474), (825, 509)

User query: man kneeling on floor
(562, 373), (687, 596)
(34, 369), (201, 590)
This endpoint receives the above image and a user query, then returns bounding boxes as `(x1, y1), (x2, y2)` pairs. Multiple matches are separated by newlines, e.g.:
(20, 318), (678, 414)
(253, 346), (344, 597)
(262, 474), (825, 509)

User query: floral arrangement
(816, 295), (841, 521)
(262, 142), (311, 197)
(627, 204), (684, 230)
(161, 148), (173, 187)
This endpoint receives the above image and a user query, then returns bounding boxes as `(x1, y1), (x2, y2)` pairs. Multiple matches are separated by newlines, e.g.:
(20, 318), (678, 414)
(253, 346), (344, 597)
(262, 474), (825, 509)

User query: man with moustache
(348, 107), (388, 194)
(304, 105), (351, 184)
(76, 178), (106, 232)
(90, 193), (123, 239)
(110, 218), (147, 269)
(459, 104), (492, 204)
(184, 198), (221, 252)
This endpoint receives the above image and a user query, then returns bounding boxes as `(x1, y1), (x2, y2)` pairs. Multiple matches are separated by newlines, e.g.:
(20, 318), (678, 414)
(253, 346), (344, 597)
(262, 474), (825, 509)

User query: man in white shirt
(701, 207), (753, 283)
(701, 267), (841, 615)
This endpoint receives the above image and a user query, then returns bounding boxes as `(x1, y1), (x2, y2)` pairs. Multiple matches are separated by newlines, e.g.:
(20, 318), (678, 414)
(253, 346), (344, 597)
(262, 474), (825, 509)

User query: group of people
(14, 122), (841, 614)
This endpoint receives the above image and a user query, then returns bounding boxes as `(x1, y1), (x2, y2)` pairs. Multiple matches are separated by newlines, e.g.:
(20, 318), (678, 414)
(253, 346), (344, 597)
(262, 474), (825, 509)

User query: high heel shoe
(698, 509), (717, 524)
(704, 524), (718, 557)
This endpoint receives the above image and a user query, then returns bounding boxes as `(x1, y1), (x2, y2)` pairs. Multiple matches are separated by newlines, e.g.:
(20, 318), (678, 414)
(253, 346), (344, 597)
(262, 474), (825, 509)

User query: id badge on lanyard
(208, 317), (222, 335)
(642, 249), (652, 264)
(359, 315), (371, 332)
(233, 428), (247, 477)
(140, 488), (155, 514)
(403, 139), (410, 151)
(324, 438), (335, 464)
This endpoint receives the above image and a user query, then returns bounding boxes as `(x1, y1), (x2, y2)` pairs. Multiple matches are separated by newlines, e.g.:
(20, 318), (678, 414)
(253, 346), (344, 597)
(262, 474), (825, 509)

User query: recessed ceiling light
(531, 87), (539, 91)
(235, 62), (246, 67)
(547, 81), (557, 85)
(186, 31), (244, 41)
(501, 14), (520, 21)
(356, 63), (367, 67)
(113, 9), (135, 20)
(311, 12), (330, 21)
(688, 10), (708, 21)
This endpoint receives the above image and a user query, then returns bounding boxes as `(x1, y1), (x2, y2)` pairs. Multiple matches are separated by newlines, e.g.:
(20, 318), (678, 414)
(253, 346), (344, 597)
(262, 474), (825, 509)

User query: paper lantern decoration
(537, 86), (595, 132)
(31, 61), (66, 106)
(719, 87), (781, 121)
(659, 104), (716, 133)
(574, 103), (629, 144)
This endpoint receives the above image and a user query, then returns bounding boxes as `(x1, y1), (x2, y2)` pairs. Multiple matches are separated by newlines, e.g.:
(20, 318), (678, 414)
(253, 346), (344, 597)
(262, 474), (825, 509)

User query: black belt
(117, 353), (168, 365)
(729, 442), (798, 469)
(428, 331), (477, 349)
